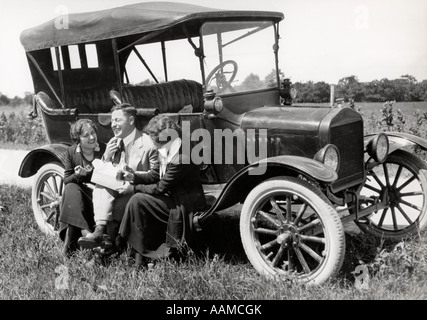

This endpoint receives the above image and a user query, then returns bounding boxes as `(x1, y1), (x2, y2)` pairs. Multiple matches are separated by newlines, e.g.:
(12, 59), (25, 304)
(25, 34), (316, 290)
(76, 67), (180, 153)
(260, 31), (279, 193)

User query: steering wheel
(205, 60), (238, 93)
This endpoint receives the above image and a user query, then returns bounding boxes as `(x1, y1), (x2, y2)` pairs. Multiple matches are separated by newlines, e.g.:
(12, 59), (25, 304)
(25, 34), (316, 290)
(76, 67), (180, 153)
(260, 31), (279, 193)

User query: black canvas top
(20, 1), (283, 51)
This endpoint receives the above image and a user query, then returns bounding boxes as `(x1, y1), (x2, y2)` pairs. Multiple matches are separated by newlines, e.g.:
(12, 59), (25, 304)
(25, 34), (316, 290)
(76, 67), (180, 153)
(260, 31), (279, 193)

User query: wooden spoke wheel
(240, 176), (345, 285)
(31, 163), (64, 236)
(356, 150), (427, 240)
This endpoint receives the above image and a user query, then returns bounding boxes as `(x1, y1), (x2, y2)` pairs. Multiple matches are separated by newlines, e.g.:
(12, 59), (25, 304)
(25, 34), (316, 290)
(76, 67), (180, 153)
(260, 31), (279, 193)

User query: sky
(0, 0), (426, 97)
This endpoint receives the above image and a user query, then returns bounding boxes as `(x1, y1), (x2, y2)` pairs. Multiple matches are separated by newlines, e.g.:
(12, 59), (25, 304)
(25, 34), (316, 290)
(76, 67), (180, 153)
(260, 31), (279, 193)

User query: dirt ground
(0, 149), (33, 187)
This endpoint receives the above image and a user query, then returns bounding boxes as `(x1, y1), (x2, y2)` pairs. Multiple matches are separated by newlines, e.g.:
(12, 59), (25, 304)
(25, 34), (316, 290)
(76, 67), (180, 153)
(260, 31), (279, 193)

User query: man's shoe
(78, 225), (105, 249)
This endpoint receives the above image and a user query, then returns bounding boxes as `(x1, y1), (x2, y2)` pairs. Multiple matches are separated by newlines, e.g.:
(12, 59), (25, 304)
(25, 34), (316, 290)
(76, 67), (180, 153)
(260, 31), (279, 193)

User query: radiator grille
(330, 121), (364, 191)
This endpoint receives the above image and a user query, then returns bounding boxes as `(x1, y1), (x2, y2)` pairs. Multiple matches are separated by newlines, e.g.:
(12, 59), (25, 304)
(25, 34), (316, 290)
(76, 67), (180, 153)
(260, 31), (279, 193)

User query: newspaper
(90, 159), (126, 190)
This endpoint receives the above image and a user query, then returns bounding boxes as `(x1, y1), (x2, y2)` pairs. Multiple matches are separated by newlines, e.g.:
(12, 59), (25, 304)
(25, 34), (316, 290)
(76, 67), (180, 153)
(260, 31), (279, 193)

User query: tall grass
(0, 105), (48, 150)
(1, 101), (427, 151)
(1, 185), (426, 300)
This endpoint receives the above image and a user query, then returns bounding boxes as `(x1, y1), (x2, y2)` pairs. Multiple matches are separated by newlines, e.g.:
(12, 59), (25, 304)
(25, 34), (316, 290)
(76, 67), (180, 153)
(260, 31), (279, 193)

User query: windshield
(124, 38), (201, 85)
(202, 21), (278, 94)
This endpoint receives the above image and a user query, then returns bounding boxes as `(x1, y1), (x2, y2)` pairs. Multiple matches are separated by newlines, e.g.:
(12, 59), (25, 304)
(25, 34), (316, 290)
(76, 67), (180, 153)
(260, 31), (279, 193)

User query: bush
(0, 110), (47, 147)
(359, 101), (427, 160)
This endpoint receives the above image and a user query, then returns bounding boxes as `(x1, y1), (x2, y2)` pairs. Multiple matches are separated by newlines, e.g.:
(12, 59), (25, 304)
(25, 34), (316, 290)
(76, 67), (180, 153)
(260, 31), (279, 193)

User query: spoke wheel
(31, 163), (64, 236)
(356, 150), (427, 239)
(240, 177), (345, 285)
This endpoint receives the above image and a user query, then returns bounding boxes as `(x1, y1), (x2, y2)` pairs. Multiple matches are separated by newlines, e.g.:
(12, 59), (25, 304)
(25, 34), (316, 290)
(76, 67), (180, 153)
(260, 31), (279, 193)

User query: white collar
(158, 137), (181, 164)
(122, 128), (137, 147)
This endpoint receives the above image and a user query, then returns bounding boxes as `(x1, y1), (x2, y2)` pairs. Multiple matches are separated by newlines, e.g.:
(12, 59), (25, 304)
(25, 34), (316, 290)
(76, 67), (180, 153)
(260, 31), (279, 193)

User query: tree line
(292, 75), (427, 103)
(1, 74), (427, 107)
(0, 92), (33, 107)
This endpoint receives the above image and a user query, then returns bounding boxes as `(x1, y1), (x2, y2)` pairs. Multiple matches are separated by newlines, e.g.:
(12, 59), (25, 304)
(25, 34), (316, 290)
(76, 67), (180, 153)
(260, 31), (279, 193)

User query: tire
(31, 162), (64, 236)
(355, 150), (427, 240)
(240, 176), (345, 285)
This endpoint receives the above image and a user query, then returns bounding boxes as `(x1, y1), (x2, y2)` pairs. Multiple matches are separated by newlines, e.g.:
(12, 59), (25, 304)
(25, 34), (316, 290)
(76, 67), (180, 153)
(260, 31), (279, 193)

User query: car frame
(18, 1), (427, 284)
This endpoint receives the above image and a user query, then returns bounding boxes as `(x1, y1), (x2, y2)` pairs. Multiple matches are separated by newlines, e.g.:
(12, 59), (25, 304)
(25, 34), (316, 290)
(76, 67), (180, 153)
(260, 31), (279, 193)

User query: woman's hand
(116, 182), (134, 195)
(116, 166), (134, 182)
(74, 165), (88, 177)
(122, 170), (135, 182)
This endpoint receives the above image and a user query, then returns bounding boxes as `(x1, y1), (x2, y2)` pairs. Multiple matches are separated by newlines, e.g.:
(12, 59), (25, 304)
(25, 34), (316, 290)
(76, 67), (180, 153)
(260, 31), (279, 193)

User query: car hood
(241, 106), (332, 134)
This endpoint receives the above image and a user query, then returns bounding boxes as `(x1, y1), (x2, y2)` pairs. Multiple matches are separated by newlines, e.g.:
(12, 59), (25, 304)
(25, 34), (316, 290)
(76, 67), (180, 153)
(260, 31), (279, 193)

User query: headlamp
(315, 144), (340, 172)
(367, 133), (389, 163)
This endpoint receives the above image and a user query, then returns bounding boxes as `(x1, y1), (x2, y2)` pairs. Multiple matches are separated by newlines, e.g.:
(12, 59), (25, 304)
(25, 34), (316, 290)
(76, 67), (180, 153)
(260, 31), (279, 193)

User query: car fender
(365, 132), (427, 155)
(195, 155), (337, 228)
(18, 143), (69, 178)
(254, 155), (338, 182)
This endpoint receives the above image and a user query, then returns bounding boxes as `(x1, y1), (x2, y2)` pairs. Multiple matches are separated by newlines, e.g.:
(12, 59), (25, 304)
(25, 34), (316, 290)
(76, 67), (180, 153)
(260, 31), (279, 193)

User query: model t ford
(18, 2), (427, 284)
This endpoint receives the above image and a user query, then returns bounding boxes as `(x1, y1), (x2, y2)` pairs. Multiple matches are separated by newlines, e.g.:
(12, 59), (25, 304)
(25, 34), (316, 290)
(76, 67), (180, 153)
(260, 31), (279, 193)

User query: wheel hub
(381, 186), (400, 206)
(276, 225), (299, 248)
(49, 199), (61, 209)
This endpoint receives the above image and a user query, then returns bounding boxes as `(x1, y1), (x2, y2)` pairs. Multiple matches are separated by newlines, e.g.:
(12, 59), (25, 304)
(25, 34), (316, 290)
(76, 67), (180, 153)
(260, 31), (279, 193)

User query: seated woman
(59, 118), (105, 257)
(117, 115), (206, 266)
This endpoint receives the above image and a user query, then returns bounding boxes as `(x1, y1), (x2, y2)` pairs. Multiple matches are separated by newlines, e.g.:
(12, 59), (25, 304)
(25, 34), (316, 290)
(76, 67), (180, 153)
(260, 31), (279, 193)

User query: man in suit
(78, 103), (158, 250)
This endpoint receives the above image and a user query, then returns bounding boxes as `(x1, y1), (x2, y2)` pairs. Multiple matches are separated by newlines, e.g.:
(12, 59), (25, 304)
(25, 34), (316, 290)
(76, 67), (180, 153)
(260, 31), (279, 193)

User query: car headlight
(315, 144), (340, 172)
(212, 97), (224, 114)
(279, 78), (296, 105)
(367, 133), (389, 163)
(203, 93), (223, 115)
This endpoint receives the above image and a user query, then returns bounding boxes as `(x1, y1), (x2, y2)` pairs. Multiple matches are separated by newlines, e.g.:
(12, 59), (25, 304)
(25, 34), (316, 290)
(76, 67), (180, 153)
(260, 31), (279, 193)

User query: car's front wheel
(240, 176), (345, 285)
(355, 150), (427, 240)
(31, 162), (64, 236)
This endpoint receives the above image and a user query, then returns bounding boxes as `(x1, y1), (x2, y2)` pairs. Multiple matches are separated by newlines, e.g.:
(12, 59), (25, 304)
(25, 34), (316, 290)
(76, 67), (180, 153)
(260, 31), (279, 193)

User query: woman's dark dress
(59, 143), (105, 241)
(118, 152), (206, 257)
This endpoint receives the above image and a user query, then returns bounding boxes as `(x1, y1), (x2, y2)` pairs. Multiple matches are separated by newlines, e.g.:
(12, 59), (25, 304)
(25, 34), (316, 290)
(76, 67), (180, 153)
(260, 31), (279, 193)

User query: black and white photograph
(0, 0), (426, 305)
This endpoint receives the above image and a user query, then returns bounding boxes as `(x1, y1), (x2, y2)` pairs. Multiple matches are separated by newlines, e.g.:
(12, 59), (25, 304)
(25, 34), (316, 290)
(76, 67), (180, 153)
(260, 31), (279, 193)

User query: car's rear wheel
(240, 176), (345, 285)
(355, 150), (427, 240)
(31, 162), (64, 236)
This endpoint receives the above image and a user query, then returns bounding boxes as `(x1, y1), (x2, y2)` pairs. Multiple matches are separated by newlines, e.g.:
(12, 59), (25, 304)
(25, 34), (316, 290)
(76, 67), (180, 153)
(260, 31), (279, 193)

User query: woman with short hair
(117, 114), (206, 266)
(59, 118), (105, 257)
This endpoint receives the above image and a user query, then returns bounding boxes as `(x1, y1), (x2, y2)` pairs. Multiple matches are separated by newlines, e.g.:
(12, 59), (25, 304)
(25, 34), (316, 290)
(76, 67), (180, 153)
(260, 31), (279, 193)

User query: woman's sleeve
(133, 158), (160, 186)
(63, 148), (86, 185)
(63, 149), (77, 185)
(134, 160), (190, 195)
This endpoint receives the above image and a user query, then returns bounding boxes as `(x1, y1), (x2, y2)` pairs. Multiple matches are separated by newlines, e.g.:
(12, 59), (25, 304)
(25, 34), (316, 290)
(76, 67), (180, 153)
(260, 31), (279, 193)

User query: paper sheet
(90, 159), (126, 190)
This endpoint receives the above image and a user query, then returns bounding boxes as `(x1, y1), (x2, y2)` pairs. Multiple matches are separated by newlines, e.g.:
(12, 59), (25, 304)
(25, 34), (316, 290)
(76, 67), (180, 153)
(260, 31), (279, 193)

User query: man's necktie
(112, 138), (125, 165)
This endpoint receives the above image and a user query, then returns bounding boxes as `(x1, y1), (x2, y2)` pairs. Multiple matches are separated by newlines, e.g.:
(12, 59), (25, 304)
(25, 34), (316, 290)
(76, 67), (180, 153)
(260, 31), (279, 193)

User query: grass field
(295, 101), (427, 112)
(0, 184), (426, 301)
(0, 104), (47, 150)
(0, 104), (32, 116)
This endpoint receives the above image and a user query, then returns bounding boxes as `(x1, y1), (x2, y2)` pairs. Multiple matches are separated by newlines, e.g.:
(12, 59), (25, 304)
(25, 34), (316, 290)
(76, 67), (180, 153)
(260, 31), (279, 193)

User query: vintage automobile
(18, 2), (427, 284)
